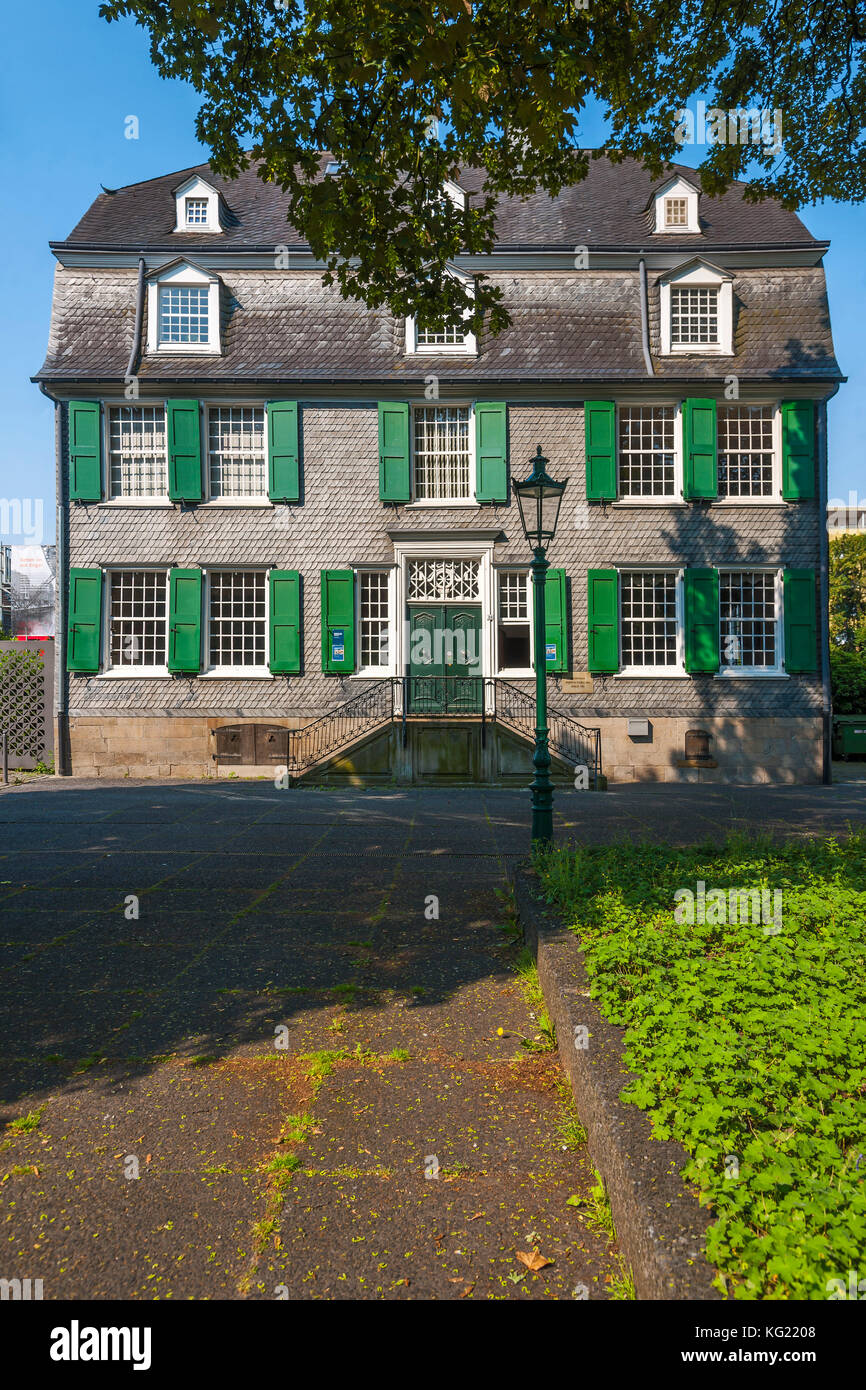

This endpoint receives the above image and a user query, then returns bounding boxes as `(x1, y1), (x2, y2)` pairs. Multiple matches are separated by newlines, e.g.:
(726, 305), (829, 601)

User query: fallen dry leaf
(466, 1211), (485, 1222)
(516, 1250), (554, 1272)
(459, 1282), (475, 1298)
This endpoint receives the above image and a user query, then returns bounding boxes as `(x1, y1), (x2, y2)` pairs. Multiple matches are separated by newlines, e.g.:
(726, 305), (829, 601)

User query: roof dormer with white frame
(404, 262), (477, 356)
(651, 174), (701, 235)
(145, 258), (222, 356)
(172, 174), (223, 234)
(659, 257), (734, 357)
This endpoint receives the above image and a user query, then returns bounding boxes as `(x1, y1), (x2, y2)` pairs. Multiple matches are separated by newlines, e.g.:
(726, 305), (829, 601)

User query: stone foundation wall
(67, 714), (824, 784)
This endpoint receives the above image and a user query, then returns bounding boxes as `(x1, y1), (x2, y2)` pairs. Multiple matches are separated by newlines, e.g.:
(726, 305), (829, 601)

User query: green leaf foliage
(537, 832), (866, 1300)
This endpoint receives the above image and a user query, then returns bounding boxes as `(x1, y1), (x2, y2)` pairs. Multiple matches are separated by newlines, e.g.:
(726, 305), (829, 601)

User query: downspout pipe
(638, 256), (654, 377)
(39, 383), (68, 775)
(126, 255), (146, 382)
(817, 388), (838, 786)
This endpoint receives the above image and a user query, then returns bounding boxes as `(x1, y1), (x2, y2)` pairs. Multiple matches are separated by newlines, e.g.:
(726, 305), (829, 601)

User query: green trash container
(833, 715), (866, 759)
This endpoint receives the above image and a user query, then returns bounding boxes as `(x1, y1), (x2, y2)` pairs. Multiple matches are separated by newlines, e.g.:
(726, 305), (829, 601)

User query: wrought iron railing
(488, 678), (601, 781)
(289, 678), (396, 775)
(287, 675), (601, 782)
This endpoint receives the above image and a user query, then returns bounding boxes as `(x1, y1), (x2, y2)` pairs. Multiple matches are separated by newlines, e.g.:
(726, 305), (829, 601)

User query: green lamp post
(512, 446), (567, 845)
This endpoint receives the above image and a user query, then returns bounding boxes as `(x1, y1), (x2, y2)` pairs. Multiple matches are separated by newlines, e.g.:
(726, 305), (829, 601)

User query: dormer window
(146, 259), (221, 356)
(405, 265), (477, 356)
(659, 259), (733, 356)
(185, 197), (209, 226)
(172, 174), (222, 233)
(651, 175), (700, 234)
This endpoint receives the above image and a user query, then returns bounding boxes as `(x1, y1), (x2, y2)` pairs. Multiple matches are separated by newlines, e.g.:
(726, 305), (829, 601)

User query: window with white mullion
(718, 405), (775, 498)
(413, 406), (471, 500)
(618, 405), (677, 497)
(621, 571), (679, 669)
(158, 285), (210, 344)
(720, 570), (780, 670)
(671, 286), (719, 346)
(185, 197), (208, 225)
(359, 571), (391, 670)
(109, 570), (167, 669)
(497, 570), (531, 671)
(207, 406), (266, 497)
(416, 321), (465, 348)
(208, 570), (267, 669)
(665, 197), (688, 227)
(108, 405), (168, 497)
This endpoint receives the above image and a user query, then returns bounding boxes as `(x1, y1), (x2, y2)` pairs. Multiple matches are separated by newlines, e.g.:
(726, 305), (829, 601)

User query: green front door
(408, 605), (482, 713)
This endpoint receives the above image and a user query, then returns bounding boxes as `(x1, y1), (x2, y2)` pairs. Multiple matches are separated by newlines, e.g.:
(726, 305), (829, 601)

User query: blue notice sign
(545, 643), (556, 662)
(331, 628), (345, 662)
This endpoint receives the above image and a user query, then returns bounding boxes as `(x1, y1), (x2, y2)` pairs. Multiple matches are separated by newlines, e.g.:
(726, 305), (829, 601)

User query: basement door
(408, 606), (482, 713)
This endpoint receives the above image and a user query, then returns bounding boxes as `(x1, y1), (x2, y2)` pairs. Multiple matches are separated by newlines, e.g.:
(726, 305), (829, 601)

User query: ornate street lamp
(512, 446), (567, 845)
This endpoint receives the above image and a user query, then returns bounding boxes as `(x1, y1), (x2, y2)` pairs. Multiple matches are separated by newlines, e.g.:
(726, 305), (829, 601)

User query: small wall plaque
(560, 672), (594, 694)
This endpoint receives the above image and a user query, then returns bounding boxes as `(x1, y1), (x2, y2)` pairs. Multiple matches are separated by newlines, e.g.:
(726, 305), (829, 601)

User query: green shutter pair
(67, 568), (301, 675)
(586, 568), (818, 674)
(66, 400), (300, 503)
(377, 401), (507, 503)
(584, 399), (817, 500)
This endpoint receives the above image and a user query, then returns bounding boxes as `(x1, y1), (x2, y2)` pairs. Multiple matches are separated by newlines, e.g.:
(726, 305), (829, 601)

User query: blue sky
(1, 1), (863, 544)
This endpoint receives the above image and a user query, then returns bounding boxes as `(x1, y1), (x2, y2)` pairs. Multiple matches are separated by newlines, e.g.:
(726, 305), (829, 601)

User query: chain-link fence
(0, 640), (54, 772)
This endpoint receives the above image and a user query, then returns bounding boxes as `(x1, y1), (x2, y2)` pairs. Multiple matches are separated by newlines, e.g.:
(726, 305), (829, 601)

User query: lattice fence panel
(0, 645), (50, 766)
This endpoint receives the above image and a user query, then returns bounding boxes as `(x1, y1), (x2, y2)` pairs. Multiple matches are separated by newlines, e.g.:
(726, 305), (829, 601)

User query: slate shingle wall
(64, 401), (822, 722)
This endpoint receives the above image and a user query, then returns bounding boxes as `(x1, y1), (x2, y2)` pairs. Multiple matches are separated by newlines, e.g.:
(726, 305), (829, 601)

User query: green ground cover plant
(536, 832), (866, 1299)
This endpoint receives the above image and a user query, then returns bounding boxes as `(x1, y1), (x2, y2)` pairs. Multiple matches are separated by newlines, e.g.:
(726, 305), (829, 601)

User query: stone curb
(512, 865), (721, 1301)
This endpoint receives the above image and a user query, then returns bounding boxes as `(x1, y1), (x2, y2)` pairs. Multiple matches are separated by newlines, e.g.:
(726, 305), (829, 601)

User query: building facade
(35, 157), (840, 782)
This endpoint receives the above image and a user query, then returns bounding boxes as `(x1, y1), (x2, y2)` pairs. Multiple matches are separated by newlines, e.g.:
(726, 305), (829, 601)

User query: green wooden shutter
(683, 399), (718, 499)
(167, 400), (203, 502)
(782, 401), (816, 500)
(543, 568), (568, 672)
(321, 569), (356, 673)
(587, 569), (619, 672)
(584, 401), (617, 501)
(684, 567), (720, 673)
(378, 402), (410, 502)
(68, 401), (102, 501)
(475, 401), (507, 502)
(267, 401), (300, 502)
(67, 567), (103, 672)
(168, 568), (202, 673)
(784, 568), (818, 672)
(269, 570), (301, 674)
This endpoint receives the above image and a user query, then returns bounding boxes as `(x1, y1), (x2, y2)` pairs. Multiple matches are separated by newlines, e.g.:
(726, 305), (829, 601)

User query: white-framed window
(659, 261), (733, 356)
(404, 265), (477, 355)
(207, 570), (267, 672)
(146, 260), (221, 355)
(357, 570), (392, 673)
(185, 197), (209, 226)
(107, 404), (167, 498)
(620, 570), (683, 673)
(172, 175), (222, 233)
(496, 569), (532, 673)
(107, 569), (168, 672)
(665, 197), (689, 229)
(652, 176), (700, 234)
(207, 406), (266, 498)
(618, 404), (680, 498)
(412, 405), (473, 502)
(671, 286), (719, 347)
(717, 405), (779, 499)
(719, 570), (783, 673)
(159, 285), (210, 344)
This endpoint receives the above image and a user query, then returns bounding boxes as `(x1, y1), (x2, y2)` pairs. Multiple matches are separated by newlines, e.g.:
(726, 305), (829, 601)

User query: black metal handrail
(488, 678), (601, 781)
(287, 675), (601, 782)
(289, 678), (396, 774)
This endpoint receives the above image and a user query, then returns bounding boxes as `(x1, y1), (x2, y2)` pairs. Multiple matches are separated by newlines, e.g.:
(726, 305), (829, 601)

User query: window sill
(713, 497), (787, 507)
(95, 669), (171, 679)
(98, 498), (175, 508)
(199, 670), (274, 679)
(198, 499), (272, 508)
(612, 499), (688, 508)
(404, 499), (479, 509)
(714, 670), (789, 679)
(350, 670), (393, 680)
(615, 670), (690, 679)
(149, 345), (222, 356)
(497, 669), (535, 680)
